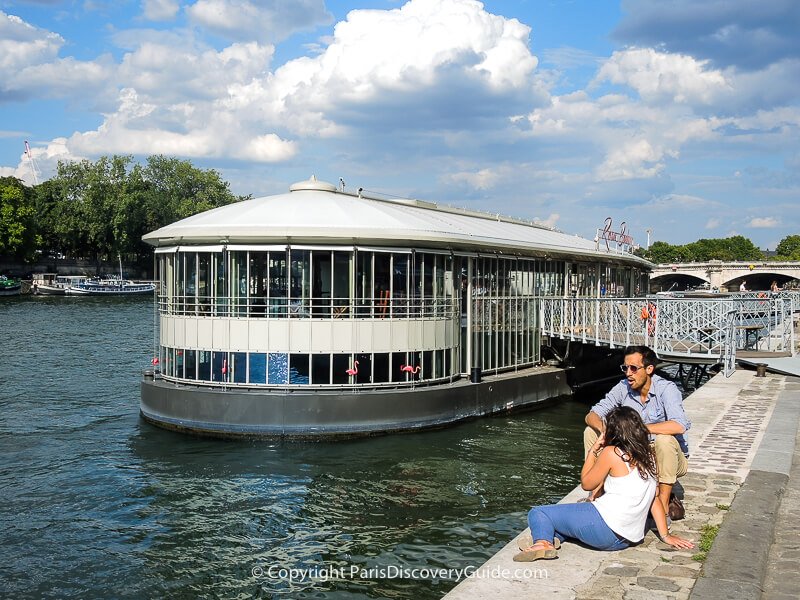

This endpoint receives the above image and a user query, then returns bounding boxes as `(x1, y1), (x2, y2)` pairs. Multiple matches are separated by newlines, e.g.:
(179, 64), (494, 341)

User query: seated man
(584, 345), (690, 516)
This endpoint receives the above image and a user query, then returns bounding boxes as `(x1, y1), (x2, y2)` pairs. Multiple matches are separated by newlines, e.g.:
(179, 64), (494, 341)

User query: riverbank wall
(0, 256), (150, 280)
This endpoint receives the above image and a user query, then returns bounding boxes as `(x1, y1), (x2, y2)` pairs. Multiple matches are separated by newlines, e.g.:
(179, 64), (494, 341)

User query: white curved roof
(143, 178), (650, 265)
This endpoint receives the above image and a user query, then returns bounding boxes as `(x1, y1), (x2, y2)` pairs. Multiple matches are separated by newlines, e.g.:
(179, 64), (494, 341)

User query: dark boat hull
(140, 367), (571, 439)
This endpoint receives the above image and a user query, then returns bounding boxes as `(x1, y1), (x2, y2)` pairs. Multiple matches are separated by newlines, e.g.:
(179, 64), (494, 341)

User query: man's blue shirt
(590, 373), (691, 455)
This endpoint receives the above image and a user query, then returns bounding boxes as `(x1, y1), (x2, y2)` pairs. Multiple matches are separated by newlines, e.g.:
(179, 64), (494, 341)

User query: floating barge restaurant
(140, 177), (651, 438)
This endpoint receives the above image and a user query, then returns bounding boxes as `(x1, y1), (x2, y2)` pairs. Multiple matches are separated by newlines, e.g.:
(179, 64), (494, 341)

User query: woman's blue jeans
(527, 502), (630, 551)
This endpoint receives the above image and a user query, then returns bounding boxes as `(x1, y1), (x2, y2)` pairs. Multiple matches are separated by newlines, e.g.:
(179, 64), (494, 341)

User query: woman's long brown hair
(604, 406), (658, 480)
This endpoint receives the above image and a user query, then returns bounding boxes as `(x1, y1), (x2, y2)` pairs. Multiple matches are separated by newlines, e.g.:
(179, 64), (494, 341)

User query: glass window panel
(198, 351), (211, 381)
(175, 253), (185, 313)
(372, 353), (389, 383)
(311, 354), (330, 384)
(269, 251), (288, 316)
(231, 251), (248, 316)
(435, 349), (443, 379)
(333, 354), (352, 384)
(374, 253), (390, 317)
(289, 354), (310, 384)
(356, 353), (372, 383)
(391, 352), (406, 382)
(311, 251), (332, 317)
(232, 352), (247, 383)
(422, 350), (433, 380)
(332, 251), (351, 315)
(214, 252), (227, 316)
(212, 351), (227, 382)
(392, 253), (409, 301)
(184, 349), (197, 380)
(197, 253), (211, 315)
(290, 249), (310, 302)
(185, 252), (198, 313)
(249, 353), (267, 384)
(355, 251), (373, 317)
(268, 353), (287, 384)
(249, 251), (268, 316)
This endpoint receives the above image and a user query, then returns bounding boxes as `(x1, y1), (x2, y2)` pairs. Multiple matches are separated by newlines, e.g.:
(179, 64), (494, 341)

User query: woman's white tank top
(593, 460), (657, 542)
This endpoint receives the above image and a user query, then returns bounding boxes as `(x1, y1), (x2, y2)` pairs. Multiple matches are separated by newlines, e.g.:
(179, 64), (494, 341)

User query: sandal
(517, 533), (561, 551)
(513, 542), (558, 562)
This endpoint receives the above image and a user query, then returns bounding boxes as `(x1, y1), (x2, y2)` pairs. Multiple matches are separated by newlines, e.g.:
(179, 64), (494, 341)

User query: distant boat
(65, 275), (155, 296)
(32, 274), (88, 295)
(0, 275), (22, 296)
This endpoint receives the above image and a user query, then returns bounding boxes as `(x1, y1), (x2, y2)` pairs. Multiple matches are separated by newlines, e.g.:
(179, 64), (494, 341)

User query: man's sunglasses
(620, 364), (646, 373)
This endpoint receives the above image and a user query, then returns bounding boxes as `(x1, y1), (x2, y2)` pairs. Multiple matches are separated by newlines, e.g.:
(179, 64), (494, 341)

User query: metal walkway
(540, 293), (798, 377)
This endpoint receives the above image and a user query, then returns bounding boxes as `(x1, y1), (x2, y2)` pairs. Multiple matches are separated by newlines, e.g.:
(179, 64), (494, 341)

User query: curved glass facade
(155, 246), (647, 389)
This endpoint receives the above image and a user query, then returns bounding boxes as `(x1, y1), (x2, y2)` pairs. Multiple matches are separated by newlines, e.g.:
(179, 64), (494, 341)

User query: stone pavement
(443, 369), (800, 600)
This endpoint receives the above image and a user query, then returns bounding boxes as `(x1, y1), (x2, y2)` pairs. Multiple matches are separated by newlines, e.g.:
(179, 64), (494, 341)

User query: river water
(1, 296), (590, 599)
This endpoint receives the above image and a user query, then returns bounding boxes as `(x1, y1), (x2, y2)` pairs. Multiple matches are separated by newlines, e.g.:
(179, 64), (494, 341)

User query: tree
(776, 235), (800, 259)
(0, 176), (39, 260)
(39, 155), (249, 267)
(642, 241), (682, 264)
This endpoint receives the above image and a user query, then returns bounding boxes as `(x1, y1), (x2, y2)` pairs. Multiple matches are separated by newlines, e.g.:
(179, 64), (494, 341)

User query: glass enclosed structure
(148, 178), (650, 392)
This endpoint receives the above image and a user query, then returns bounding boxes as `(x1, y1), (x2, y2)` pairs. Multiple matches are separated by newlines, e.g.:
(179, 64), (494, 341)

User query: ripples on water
(1, 296), (590, 599)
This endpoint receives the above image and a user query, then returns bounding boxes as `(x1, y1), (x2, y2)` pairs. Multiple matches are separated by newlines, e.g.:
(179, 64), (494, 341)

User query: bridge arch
(650, 262), (800, 292)
(649, 271), (709, 292)
(723, 271), (796, 291)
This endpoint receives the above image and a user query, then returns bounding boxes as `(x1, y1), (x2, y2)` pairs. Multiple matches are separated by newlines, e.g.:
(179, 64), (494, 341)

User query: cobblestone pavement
(574, 373), (785, 600)
(573, 472), (739, 600)
(444, 370), (791, 600)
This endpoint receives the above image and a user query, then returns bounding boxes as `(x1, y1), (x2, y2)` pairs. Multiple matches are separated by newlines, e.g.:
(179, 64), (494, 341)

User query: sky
(1, 0), (799, 250)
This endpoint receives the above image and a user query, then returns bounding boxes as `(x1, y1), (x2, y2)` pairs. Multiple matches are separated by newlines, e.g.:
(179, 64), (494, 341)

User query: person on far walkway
(583, 345), (690, 518)
(514, 406), (694, 561)
(771, 280), (780, 293)
(740, 280), (747, 291)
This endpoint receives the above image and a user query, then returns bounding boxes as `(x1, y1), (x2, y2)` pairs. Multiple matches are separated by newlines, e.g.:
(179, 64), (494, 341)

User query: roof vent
(289, 175), (337, 193)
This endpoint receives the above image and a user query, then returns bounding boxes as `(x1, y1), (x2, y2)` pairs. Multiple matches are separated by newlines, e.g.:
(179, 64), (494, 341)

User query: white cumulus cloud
(186, 0), (332, 43)
(142, 0), (180, 21)
(595, 47), (730, 105)
(747, 217), (778, 228)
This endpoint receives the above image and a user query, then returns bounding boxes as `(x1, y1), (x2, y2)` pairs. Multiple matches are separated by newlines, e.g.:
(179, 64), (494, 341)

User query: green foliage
(775, 235), (800, 260)
(0, 176), (40, 260)
(22, 155), (249, 266)
(692, 524), (720, 562)
(641, 237), (765, 263)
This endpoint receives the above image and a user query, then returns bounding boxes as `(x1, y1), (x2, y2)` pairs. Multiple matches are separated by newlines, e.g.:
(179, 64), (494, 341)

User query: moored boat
(140, 176), (654, 439)
(0, 275), (22, 296)
(32, 274), (88, 295)
(65, 276), (155, 295)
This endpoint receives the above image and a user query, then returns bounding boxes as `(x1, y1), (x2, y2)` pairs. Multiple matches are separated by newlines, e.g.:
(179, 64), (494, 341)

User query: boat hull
(0, 286), (21, 296)
(33, 284), (67, 295)
(66, 284), (155, 295)
(140, 367), (571, 439)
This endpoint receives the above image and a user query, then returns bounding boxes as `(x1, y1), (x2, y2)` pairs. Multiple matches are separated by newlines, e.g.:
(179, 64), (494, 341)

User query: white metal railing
(540, 296), (797, 377)
(157, 294), (457, 319)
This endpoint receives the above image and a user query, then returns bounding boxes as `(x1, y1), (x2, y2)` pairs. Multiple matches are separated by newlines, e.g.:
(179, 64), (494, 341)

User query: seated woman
(515, 406), (694, 561)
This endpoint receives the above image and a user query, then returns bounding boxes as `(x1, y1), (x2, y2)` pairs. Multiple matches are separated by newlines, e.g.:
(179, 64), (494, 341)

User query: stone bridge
(650, 260), (800, 292)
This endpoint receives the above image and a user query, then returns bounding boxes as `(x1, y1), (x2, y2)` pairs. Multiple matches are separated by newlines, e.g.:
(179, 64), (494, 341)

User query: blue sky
(2, 0), (798, 250)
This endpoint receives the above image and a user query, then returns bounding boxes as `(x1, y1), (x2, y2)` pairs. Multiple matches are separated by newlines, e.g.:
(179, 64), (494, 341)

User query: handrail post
(595, 298), (600, 345)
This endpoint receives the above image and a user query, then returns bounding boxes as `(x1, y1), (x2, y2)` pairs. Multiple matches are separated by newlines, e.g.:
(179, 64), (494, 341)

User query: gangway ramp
(539, 294), (797, 377)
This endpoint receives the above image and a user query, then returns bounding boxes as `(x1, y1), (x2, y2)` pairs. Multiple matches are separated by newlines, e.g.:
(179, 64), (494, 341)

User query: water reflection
(1, 296), (586, 599)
